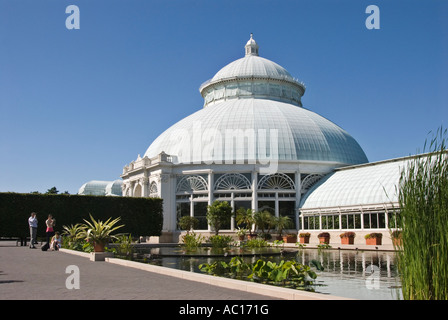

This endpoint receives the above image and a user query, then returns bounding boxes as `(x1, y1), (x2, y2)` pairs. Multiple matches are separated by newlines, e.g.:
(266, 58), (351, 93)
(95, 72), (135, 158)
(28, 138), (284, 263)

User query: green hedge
(0, 193), (163, 239)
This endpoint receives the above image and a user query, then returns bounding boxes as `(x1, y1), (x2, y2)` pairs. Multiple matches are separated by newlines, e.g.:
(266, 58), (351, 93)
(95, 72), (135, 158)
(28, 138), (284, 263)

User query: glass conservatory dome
(144, 35), (368, 166)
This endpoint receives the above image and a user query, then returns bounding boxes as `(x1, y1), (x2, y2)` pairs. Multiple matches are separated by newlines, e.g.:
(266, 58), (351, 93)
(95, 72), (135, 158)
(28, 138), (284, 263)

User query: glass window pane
(194, 202), (209, 230)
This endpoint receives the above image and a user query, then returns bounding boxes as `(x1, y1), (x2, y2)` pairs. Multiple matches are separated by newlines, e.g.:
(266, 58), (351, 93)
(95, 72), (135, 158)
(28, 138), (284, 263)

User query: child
(50, 232), (62, 251)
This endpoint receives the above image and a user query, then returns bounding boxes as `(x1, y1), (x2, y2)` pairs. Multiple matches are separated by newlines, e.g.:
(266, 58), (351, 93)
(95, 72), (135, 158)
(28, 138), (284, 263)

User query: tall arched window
(149, 181), (158, 198)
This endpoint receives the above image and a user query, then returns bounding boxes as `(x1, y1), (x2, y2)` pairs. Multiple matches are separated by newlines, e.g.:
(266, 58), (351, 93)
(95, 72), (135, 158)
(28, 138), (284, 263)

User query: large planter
(282, 235), (297, 243)
(341, 237), (354, 245)
(365, 233), (383, 245)
(340, 232), (355, 245)
(318, 233), (330, 244)
(299, 236), (310, 244)
(93, 241), (106, 252)
(366, 237), (382, 245)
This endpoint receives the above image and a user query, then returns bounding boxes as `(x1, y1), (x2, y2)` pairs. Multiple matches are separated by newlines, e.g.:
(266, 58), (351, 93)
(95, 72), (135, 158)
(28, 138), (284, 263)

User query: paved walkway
(0, 242), (285, 300)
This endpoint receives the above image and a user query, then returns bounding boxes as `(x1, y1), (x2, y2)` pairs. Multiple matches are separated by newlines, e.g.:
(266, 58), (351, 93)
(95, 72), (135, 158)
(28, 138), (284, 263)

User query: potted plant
(391, 230), (402, 246)
(236, 227), (248, 241)
(299, 232), (311, 244)
(282, 233), (298, 243)
(79, 214), (124, 252)
(339, 231), (356, 245)
(318, 232), (330, 244)
(365, 233), (383, 245)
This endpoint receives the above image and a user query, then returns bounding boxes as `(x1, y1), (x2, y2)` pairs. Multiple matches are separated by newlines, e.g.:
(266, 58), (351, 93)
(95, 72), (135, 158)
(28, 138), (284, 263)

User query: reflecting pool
(130, 246), (402, 300)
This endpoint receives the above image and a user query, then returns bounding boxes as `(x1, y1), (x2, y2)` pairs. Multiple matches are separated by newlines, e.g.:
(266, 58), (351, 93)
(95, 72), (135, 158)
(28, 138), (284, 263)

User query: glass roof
(78, 180), (122, 196)
(145, 99), (368, 165)
(299, 158), (409, 209)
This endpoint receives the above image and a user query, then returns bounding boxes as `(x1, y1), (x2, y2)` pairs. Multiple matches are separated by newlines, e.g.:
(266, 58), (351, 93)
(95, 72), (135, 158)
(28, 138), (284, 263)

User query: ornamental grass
(396, 127), (448, 300)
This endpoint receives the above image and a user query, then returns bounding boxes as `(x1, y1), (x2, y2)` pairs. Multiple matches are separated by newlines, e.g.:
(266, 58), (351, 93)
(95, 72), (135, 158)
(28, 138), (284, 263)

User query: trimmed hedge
(0, 193), (163, 239)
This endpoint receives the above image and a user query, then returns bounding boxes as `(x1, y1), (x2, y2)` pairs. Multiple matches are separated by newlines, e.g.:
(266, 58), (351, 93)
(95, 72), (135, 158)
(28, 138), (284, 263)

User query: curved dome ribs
(144, 35), (368, 167)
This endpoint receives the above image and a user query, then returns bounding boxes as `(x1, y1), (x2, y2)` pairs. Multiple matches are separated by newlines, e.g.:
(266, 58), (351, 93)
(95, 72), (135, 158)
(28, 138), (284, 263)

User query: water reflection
(132, 247), (402, 300)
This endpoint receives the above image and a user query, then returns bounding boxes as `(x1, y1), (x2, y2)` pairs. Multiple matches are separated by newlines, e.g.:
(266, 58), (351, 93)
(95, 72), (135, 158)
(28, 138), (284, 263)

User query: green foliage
(181, 232), (205, 251)
(45, 187), (59, 195)
(396, 127), (448, 300)
(207, 235), (233, 248)
(364, 233), (382, 239)
(317, 244), (332, 250)
(78, 214), (124, 245)
(235, 208), (255, 231)
(199, 256), (318, 290)
(114, 234), (135, 259)
(253, 210), (275, 234)
(0, 193), (163, 239)
(274, 215), (293, 236)
(178, 216), (199, 233)
(206, 201), (233, 235)
(245, 238), (268, 248)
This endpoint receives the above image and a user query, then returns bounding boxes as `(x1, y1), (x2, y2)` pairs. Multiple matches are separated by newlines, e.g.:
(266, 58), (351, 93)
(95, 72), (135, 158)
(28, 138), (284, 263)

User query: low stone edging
(59, 248), (351, 300)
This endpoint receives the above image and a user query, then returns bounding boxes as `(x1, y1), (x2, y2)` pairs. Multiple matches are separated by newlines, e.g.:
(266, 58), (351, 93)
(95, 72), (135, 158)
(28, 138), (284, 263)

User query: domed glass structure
(122, 35), (368, 242)
(145, 34), (367, 166)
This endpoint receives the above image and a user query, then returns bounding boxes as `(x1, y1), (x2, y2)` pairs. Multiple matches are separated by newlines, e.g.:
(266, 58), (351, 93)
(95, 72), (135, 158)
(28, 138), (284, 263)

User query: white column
(208, 170), (214, 206)
(251, 170), (258, 212)
(295, 169), (301, 230)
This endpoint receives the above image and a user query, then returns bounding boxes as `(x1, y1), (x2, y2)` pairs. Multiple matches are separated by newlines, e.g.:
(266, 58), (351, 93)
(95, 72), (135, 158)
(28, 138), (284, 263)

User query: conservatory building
(120, 35), (388, 243)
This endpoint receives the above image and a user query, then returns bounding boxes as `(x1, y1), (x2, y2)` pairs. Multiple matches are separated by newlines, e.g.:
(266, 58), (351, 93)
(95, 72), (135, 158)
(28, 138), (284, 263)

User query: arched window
(301, 174), (323, 194)
(258, 173), (295, 190)
(176, 175), (208, 193)
(214, 173), (251, 190)
(149, 181), (158, 198)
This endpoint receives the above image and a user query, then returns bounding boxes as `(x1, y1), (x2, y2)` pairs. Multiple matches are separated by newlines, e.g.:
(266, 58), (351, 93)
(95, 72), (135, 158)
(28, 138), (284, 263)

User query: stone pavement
(0, 242), (283, 300)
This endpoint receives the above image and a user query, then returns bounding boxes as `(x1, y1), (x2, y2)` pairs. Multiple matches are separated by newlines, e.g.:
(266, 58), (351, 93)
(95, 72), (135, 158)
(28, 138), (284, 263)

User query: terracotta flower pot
(341, 237), (354, 245)
(282, 235), (297, 243)
(299, 236), (310, 244)
(366, 238), (382, 245)
(93, 241), (106, 252)
(319, 237), (330, 244)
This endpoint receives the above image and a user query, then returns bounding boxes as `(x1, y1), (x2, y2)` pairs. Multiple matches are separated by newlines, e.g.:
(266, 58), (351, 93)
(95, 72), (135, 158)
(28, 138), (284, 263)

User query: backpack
(41, 243), (49, 251)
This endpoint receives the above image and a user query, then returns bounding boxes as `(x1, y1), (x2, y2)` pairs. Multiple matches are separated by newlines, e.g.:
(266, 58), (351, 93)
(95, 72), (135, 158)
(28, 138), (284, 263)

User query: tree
(254, 210), (275, 235)
(178, 216), (199, 234)
(206, 201), (232, 235)
(46, 187), (59, 194)
(236, 208), (255, 235)
(274, 215), (293, 237)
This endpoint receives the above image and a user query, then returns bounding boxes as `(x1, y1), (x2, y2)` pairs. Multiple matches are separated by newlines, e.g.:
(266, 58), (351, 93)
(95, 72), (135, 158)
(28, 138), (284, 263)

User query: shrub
(208, 235), (233, 248)
(0, 193), (163, 240)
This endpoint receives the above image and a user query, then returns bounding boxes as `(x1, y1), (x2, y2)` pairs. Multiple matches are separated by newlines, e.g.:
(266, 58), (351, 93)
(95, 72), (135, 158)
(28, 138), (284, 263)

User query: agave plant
(79, 214), (124, 252)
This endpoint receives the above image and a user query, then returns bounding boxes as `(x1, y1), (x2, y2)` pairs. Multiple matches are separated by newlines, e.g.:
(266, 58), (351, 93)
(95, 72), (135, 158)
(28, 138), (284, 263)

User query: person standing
(45, 214), (55, 245)
(28, 212), (38, 249)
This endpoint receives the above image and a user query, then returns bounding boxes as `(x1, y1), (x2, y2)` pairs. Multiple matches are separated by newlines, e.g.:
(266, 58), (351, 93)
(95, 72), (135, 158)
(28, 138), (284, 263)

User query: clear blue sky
(1, 0), (447, 194)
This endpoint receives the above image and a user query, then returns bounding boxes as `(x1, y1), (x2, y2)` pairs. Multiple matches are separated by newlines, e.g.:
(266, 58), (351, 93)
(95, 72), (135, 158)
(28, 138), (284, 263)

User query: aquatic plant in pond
(199, 256), (317, 290)
(396, 127), (448, 300)
(181, 232), (205, 251)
